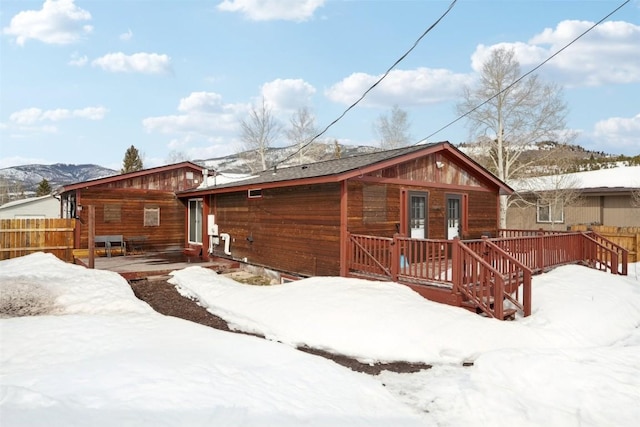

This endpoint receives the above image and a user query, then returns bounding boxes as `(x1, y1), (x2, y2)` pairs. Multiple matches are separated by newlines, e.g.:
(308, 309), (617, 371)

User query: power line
(274, 0), (458, 167)
(417, 0), (631, 144)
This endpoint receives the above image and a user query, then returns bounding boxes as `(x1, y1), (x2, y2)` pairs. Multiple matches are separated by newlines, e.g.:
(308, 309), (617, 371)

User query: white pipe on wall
(220, 233), (231, 255)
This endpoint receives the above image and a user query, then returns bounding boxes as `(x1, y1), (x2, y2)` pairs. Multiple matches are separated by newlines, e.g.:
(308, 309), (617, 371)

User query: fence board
(0, 218), (76, 262)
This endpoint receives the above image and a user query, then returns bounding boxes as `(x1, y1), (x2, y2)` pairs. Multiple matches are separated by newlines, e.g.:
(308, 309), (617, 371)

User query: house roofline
(177, 142), (513, 198)
(57, 161), (205, 193)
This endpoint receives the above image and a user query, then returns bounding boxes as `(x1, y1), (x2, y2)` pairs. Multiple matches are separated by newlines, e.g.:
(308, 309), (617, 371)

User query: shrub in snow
(0, 280), (57, 318)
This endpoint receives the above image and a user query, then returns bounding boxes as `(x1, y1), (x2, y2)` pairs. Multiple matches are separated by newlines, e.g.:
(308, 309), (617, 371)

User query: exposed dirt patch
(128, 276), (431, 375)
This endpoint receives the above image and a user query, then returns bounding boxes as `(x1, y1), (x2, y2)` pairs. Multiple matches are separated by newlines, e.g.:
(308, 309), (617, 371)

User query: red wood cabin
(57, 162), (205, 253)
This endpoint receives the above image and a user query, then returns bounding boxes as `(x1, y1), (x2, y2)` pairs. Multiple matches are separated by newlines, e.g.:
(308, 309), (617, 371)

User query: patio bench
(94, 235), (125, 257)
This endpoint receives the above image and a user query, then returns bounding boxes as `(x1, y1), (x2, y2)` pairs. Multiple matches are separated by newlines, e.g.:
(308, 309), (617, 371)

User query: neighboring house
(508, 165), (640, 230)
(0, 195), (60, 219)
(178, 142), (513, 277)
(56, 162), (206, 252)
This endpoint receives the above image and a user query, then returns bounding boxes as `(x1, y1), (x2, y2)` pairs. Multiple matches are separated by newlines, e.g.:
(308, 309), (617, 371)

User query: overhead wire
(273, 0), (458, 167)
(417, 0), (631, 144)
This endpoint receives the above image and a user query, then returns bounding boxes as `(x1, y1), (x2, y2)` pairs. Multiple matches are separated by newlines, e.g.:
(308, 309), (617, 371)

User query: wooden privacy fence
(569, 225), (639, 263)
(0, 218), (76, 262)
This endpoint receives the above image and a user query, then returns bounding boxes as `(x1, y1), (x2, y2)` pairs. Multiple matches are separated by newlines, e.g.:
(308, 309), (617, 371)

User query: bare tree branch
(457, 47), (570, 228)
(373, 104), (411, 150)
(240, 98), (282, 172)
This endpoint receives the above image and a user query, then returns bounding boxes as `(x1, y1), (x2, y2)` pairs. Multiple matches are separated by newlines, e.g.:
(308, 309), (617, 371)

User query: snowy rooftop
(512, 164), (640, 192)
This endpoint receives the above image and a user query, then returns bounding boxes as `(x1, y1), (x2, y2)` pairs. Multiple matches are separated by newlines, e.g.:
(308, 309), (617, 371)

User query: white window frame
(248, 188), (263, 199)
(188, 199), (203, 244)
(536, 200), (564, 224)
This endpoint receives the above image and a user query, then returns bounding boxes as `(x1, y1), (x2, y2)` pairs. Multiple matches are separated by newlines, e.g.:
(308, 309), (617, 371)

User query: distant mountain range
(0, 163), (118, 195)
(0, 142), (631, 198)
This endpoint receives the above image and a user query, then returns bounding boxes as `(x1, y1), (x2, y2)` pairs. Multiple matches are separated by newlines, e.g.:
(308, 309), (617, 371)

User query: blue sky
(1, 0), (639, 170)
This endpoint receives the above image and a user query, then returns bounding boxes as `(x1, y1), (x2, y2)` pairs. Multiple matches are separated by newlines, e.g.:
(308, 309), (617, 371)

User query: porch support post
(88, 205), (95, 269)
(390, 234), (399, 282)
(339, 180), (348, 277)
(202, 195), (210, 257)
(451, 237), (461, 294)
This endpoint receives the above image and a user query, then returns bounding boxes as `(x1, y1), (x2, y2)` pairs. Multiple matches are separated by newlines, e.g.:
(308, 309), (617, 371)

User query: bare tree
(166, 150), (189, 164)
(632, 188), (640, 207)
(286, 107), (323, 164)
(240, 98), (282, 172)
(373, 104), (411, 150)
(457, 47), (570, 228)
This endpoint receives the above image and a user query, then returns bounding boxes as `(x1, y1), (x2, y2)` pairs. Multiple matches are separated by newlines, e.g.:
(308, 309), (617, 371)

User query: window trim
(536, 200), (564, 224)
(248, 188), (263, 199)
(188, 198), (203, 244)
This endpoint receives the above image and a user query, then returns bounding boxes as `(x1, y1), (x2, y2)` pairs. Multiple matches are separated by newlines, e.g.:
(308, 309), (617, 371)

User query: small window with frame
(248, 188), (263, 199)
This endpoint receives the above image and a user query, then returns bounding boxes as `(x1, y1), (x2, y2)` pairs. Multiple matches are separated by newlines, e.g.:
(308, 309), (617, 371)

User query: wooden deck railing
(395, 237), (453, 283)
(461, 238), (532, 318)
(346, 229), (628, 320)
(347, 233), (394, 279)
(498, 229), (628, 275)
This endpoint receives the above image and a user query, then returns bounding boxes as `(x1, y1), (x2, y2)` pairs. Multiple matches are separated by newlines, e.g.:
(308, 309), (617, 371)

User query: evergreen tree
(36, 178), (52, 196)
(121, 145), (144, 173)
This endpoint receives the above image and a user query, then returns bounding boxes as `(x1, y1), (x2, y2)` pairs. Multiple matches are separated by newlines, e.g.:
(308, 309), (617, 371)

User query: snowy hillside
(0, 163), (117, 192)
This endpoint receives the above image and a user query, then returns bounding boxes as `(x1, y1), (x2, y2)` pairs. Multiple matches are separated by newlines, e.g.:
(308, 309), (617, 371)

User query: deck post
(523, 269), (532, 316)
(390, 234), (399, 282)
(451, 237), (461, 294)
(88, 205), (95, 269)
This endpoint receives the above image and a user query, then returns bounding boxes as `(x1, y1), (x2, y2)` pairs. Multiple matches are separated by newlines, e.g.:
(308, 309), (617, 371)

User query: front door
(408, 192), (428, 239)
(446, 195), (462, 239)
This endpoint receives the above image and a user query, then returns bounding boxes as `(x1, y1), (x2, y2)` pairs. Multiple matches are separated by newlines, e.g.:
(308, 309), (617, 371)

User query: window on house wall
(104, 204), (121, 223)
(144, 207), (160, 227)
(248, 188), (263, 198)
(537, 200), (564, 223)
(188, 199), (203, 243)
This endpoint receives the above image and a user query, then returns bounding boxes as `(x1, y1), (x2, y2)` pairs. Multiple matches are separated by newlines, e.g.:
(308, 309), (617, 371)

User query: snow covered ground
(2, 253), (639, 426)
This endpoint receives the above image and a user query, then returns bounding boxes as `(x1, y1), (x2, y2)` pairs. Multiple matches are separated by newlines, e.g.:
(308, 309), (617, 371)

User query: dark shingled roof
(198, 143), (441, 191)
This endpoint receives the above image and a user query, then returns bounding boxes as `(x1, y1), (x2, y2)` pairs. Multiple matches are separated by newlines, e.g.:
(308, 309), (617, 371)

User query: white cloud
(9, 106), (108, 125)
(471, 20), (640, 87)
(143, 92), (245, 136)
(2, 0), (93, 46)
(92, 52), (171, 74)
(217, 0), (325, 22)
(593, 113), (640, 153)
(325, 68), (472, 107)
(261, 78), (316, 111)
(178, 92), (224, 113)
(68, 52), (88, 66)
(119, 29), (133, 41)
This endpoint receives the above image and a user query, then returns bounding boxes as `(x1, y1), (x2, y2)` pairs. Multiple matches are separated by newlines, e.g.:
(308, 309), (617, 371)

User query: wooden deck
(75, 251), (239, 280)
(347, 229), (629, 320)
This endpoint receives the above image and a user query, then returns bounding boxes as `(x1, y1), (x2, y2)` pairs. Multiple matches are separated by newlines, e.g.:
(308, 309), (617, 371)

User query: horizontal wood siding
(0, 218), (75, 262)
(213, 183), (341, 276)
(77, 189), (185, 251)
(466, 190), (499, 238)
(347, 181), (400, 237)
(347, 181), (499, 240)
